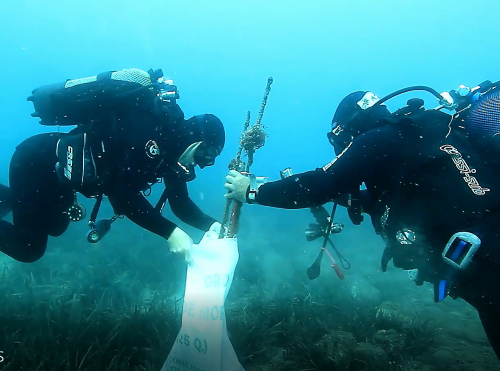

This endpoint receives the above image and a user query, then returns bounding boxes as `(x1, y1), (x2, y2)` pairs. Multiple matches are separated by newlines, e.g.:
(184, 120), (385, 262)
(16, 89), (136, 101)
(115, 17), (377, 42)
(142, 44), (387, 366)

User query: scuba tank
(27, 68), (180, 127)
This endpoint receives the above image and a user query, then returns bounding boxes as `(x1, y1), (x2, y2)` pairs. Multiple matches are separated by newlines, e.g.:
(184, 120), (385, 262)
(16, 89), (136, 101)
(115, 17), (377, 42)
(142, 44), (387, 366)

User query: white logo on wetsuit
(439, 144), (490, 196)
(145, 140), (160, 158)
(64, 145), (74, 180)
(322, 142), (353, 172)
(357, 92), (380, 110)
(331, 124), (343, 136)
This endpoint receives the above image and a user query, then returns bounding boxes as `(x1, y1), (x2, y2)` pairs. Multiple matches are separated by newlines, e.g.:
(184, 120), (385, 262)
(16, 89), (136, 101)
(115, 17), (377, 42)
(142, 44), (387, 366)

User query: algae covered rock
(352, 342), (388, 371)
(375, 301), (414, 330)
(372, 328), (405, 355)
(312, 330), (357, 370)
(432, 347), (457, 369)
(342, 278), (382, 306)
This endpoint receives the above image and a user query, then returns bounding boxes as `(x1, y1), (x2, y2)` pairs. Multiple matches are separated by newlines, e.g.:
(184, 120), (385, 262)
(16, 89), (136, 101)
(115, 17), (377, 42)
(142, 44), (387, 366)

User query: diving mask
(178, 141), (221, 174)
(194, 143), (221, 169)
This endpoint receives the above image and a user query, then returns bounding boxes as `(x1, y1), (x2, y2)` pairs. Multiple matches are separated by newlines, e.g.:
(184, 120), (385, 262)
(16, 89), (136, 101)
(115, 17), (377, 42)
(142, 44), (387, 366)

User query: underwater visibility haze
(0, 0), (500, 370)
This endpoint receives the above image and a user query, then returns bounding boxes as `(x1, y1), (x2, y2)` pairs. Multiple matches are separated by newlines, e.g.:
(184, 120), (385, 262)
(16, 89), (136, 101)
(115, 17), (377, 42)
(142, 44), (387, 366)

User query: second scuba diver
(0, 68), (225, 264)
(224, 81), (500, 360)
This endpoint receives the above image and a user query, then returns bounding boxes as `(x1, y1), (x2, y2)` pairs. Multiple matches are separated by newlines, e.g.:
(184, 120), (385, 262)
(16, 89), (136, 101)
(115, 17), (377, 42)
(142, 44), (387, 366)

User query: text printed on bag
(176, 333), (208, 354)
(182, 302), (225, 321)
(204, 273), (230, 288)
(164, 356), (207, 371)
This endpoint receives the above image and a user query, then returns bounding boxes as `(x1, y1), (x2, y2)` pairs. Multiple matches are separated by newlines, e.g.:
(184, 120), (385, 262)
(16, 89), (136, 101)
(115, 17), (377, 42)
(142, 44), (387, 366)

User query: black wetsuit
(0, 109), (216, 263)
(251, 109), (500, 359)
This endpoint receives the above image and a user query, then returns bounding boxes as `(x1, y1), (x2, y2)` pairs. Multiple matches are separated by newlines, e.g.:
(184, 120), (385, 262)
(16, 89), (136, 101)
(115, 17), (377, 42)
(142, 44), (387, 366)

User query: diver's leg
(0, 220), (48, 263)
(456, 260), (500, 361)
(0, 134), (73, 263)
(478, 308), (500, 359)
(0, 183), (12, 219)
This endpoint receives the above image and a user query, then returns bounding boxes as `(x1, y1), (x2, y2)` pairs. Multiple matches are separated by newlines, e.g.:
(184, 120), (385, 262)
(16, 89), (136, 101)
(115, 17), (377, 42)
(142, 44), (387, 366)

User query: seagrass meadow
(0, 223), (498, 371)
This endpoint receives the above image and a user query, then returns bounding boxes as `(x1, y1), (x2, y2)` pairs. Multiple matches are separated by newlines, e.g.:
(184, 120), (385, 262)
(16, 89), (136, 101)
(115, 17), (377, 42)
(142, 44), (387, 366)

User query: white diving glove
(207, 221), (229, 237)
(224, 170), (250, 203)
(208, 221), (222, 234)
(167, 227), (193, 263)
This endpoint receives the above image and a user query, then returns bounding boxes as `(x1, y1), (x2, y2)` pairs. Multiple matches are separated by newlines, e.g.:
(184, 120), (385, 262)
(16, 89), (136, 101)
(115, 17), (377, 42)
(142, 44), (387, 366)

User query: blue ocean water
(0, 1), (499, 370)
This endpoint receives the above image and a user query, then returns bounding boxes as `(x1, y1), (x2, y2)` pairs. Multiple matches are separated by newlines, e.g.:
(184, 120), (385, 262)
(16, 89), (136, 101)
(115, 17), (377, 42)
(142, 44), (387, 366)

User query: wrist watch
(247, 174), (267, 203)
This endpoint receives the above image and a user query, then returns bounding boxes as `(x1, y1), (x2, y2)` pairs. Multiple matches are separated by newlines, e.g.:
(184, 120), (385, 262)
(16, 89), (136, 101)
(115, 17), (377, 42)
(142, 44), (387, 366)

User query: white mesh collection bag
(162, 225), (245, 371)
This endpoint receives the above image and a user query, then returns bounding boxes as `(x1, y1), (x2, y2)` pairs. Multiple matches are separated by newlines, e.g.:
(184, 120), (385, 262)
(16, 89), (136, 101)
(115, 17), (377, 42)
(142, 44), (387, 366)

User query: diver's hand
(208, 221), (228, 236)
(167, 227), (193, 263)
(224, 170), (250, 203)
(208, 221), (222, 234)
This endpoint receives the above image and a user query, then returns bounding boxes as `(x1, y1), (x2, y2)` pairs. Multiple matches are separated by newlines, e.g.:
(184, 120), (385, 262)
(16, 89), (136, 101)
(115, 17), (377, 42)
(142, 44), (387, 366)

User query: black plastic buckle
(442, 232), (481, 270)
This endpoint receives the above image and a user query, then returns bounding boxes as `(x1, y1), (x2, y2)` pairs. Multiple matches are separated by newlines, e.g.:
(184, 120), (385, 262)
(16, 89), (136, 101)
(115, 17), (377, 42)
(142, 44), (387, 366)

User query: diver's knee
(19, 251), (44, 263)
(20, 243), (46, 263)
(17, 234), (47, 263)
(47, 218), (70, 237)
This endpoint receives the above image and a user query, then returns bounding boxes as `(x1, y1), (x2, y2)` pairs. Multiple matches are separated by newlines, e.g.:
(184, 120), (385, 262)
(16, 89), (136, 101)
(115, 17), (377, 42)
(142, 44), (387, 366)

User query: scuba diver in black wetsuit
(0, 68), (225, 264)
(224, 82), (500, 360)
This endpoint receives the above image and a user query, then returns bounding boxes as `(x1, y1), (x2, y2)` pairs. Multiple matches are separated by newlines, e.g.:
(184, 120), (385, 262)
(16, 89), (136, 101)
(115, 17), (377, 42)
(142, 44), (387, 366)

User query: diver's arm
(166, 180), (217, 231)
(253, 130), (388, 209)
(107, 189), (178, 239)
(253, 168), (355, 208)
(334, 189), (376, 214)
